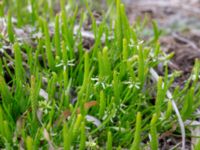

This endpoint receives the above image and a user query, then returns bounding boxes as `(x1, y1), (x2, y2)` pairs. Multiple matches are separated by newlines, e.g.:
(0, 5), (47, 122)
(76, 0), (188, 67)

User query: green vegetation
(0, 0), (200, 149)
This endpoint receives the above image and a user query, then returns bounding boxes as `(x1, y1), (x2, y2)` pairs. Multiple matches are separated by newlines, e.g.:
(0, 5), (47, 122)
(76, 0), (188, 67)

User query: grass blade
(54, 14), (61, 58)
(106, 131), (112, 150)
(63, 122), (71, 150)
(79, 122), (86, 150)
(150, 114), (158, 150)
(13, 42), (24, 83)
(131, 112), (142, 150)
(7, 10), (15, 43)
(43, 19), (55, 70)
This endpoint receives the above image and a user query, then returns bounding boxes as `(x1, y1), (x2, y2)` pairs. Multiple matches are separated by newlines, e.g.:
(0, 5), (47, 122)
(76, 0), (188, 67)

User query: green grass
(0, 0), (200, 149)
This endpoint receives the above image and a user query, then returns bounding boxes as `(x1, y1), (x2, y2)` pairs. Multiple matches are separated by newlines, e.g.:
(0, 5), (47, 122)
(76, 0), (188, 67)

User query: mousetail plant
(106, 131), (113, 150)
(43, 19), (55, 70)
(150, 114), (158, 150)
(131, 112), (142, 150)
(7, 10), (15, 43)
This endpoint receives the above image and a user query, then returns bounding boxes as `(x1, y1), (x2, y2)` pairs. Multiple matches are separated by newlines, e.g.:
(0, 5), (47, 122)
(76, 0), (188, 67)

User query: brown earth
(124, 0), (200, 76)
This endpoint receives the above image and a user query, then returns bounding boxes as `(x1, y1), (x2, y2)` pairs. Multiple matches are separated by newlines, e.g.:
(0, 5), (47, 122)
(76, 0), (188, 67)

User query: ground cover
(0, 0), (200, 149)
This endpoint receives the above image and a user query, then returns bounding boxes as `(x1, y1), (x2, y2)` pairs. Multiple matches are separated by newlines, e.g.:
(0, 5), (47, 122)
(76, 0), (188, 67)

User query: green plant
(0, 0), (200, 149)
(131, 112), (142, 150)
(7, 10), (15, 43)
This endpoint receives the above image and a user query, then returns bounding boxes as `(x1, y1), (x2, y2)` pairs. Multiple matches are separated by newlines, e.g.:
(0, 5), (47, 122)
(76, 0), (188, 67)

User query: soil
(124, 0), (200, 76)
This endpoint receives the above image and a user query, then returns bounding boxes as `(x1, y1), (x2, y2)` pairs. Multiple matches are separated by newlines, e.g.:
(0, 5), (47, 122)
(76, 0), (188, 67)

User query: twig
(172, 33), (200, 52)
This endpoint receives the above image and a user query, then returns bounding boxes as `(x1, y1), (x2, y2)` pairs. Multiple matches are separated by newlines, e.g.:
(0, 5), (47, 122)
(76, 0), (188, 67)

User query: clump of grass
(0, 0), (200, 149)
